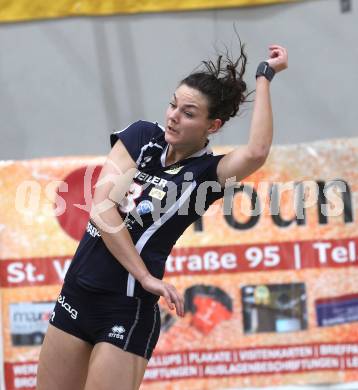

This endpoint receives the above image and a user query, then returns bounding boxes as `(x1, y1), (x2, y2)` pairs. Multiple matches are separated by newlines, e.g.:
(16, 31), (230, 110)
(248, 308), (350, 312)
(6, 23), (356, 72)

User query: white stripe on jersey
(160, 143), (213, 167)
(156, 122), (165, 132)
(135, 141), (163, 166)
(113, 123), (131, 134)
(126, 180), (197, 297)
(126, 274), (136, 297)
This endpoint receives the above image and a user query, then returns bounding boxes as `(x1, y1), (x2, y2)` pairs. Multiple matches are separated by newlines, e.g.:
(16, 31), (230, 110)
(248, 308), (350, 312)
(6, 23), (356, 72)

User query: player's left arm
(217, 45), (288, 186)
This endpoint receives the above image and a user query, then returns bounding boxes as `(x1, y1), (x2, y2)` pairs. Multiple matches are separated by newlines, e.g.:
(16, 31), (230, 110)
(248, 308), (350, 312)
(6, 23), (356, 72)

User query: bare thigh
(36, 324), (93, 390)
(84, 342), (148, 390)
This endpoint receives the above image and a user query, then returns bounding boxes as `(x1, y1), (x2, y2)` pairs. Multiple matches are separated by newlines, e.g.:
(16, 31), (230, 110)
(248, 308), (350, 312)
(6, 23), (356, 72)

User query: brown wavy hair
(180, 36), (251, 127)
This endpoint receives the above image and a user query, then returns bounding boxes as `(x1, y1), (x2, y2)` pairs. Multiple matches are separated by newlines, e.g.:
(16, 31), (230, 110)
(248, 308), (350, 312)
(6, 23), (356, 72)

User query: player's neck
(165, 141), (206, 166)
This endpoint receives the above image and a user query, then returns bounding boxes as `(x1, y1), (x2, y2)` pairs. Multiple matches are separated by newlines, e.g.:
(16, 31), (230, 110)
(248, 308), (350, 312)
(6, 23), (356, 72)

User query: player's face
(165, 84), (219, 148)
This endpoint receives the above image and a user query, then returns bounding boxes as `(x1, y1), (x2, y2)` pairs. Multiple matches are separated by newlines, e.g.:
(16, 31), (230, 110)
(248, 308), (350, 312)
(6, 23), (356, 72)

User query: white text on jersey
(134, 171), (167, 188)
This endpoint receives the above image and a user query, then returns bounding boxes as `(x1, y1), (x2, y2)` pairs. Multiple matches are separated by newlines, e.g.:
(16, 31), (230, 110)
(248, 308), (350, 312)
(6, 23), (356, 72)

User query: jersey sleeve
(110, 120), (157, 164)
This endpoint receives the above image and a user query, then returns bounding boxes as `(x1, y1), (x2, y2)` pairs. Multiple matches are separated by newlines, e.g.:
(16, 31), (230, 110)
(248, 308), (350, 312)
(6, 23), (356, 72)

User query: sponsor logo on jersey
(140, 156), (153, 168)
(164, 165), (184, 175)
(149, 187), (166, 200)
(108, 325), (126, 339)
(137, 200), (154, 215)
(86, 221), (101, 238)
(57, 294), (78, 320)
(134, 171), (167, 188)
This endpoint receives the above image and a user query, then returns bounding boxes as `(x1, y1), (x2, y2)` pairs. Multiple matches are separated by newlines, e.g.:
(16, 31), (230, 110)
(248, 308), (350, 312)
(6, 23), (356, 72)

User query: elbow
(89, 197), (115, 226)
(89, 206), (99, 223)
(247, 146), (270, 167)
(89, 204), (101, 228)
(89, 196), (101, 220)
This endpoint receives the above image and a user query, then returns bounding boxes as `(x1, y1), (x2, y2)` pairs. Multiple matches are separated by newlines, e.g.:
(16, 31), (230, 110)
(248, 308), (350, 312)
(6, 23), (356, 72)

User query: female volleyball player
(36, 42), (288, 390)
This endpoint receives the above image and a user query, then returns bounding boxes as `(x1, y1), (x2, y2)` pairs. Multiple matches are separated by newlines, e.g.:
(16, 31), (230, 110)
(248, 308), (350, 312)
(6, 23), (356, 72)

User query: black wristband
(256, 61), (275, 82)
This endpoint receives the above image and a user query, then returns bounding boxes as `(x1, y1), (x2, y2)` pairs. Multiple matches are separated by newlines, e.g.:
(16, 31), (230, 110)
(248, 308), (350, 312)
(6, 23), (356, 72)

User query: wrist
(256, 76), (270, 88)
(138, 272), (151, 285)
(256, 61), (275, 82)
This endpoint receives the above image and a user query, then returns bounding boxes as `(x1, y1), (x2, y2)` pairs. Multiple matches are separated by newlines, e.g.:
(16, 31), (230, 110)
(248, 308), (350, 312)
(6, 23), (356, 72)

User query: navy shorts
(50, 276), (161, 360)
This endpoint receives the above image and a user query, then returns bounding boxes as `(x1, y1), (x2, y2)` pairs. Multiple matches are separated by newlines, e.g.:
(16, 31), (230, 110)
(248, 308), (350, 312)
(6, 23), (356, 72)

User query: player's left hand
(266, 45), (288, 73)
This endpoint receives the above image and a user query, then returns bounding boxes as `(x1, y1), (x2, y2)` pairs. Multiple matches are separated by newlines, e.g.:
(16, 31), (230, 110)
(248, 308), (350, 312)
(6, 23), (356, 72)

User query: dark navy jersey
(66, 120), (225, 302)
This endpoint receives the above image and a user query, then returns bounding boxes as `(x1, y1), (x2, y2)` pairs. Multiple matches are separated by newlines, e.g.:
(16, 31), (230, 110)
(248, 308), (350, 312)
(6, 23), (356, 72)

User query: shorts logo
(136, 200), (154, 215)
(57, 294), (78, 320)
(108, 325), (126, 340)
(50, 311), (56, 322)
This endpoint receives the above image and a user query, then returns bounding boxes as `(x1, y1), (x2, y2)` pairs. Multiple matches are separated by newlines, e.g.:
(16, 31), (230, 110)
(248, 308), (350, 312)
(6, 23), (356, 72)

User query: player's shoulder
(111, 120), (164, 147)
(127, 120), (164, 134)
(141, 120), (165, 138)
(112, 119), (163, 133)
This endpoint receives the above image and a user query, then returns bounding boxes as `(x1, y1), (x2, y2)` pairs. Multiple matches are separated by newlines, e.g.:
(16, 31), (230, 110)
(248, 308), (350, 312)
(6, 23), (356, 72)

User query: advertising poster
(0, 138), (357, 390)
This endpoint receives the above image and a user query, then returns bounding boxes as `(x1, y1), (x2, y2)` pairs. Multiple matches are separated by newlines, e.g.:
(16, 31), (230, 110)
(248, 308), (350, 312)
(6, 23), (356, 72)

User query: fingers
(270, 50), (280, 59)
(269, 46), (287, 58)
(164, 284), (184, 317)
(269, 45), (287, 52)
(266, 44), (288, 73)
(140, 274), (184, 317)
(163, 292), (175, 311)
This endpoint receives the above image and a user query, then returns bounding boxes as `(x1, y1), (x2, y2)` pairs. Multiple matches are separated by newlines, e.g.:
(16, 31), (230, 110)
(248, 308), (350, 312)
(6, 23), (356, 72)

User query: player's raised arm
(217, 45), (288, 185)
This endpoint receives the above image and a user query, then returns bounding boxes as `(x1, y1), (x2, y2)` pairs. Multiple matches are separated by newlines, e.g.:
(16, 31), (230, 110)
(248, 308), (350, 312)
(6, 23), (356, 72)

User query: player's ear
(208, 118), (222, 135)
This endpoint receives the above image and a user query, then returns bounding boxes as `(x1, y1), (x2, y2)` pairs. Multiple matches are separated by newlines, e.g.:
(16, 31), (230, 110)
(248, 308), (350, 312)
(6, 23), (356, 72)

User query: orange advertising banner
(0, 138), (357, 389)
